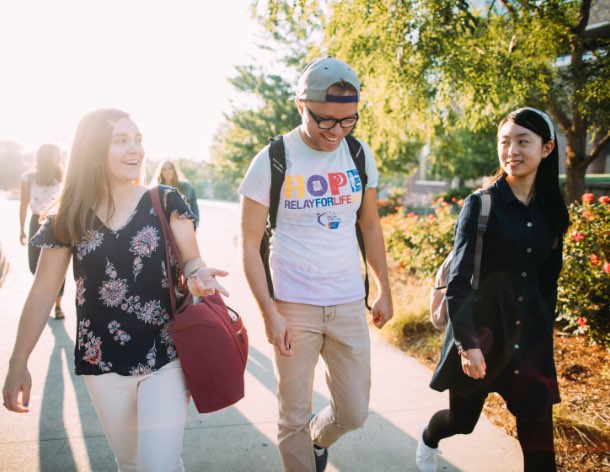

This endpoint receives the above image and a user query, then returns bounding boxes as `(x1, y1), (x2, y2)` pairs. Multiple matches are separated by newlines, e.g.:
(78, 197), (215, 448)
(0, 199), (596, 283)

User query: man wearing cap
(238, 56), (393, 471)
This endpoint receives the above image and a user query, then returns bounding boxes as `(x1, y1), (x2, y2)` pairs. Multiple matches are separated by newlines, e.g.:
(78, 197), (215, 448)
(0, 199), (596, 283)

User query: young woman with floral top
(2, 109), (229, 472)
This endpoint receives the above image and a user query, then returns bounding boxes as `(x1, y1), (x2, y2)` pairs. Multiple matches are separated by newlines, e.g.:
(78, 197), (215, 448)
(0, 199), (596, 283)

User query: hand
(264, 306), (293, 357)
(370, 293), (393, 329)
(186, 267), (230, 298)
(20, 231), (27, 246)
(2, 366), (32, 413)
(461, 348), (486, 379)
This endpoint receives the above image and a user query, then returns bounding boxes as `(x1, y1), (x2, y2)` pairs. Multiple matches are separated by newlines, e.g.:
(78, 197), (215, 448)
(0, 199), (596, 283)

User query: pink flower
(590, 254), (600, 266)
(570, 232), (585, 242)
(451, 197), (457, 202)
(457, 199), (464, 206)
(603, 262), (610, 274)
(577, 317), (587, 326)
(427, 214), (435, 222)
(598, 195), (610, 204)
(582, 193), (594, 203)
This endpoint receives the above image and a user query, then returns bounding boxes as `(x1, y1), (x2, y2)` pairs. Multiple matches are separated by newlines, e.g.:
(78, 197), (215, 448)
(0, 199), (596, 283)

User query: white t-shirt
(238, 128), (379, 306)
(23, 173), (62, 215)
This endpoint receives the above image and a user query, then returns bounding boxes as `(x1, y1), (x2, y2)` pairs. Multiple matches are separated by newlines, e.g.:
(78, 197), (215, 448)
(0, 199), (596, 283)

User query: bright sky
(0, 0), (266, 161)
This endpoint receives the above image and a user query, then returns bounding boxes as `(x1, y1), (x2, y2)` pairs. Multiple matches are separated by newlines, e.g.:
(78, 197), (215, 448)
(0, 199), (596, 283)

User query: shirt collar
(494, 174), (545, 206)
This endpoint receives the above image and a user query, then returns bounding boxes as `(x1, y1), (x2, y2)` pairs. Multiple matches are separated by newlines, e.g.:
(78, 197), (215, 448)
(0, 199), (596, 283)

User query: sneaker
(415, 424), (438, 472)
(310, 413), (328, 472)
(313, 445), (328, 472)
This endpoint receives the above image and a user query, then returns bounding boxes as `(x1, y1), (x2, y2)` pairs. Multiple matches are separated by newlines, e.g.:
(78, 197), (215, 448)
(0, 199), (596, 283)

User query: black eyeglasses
(304, 106), (359, 130)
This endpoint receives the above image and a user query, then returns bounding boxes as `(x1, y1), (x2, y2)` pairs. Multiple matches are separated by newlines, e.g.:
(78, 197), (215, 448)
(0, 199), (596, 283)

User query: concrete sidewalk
(0, 199), (522, 471)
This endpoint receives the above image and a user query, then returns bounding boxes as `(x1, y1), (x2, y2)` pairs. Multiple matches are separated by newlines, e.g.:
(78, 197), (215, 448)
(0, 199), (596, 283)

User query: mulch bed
(398, 326), (610, 471)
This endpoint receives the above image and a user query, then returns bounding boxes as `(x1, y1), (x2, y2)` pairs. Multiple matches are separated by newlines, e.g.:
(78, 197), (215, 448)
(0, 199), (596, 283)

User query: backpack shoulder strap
(268, 135), (286, 230)
(345, 135), (367, 208)
(260, 135), (286, 299)
(345, 134), (371, 310)
(472, 188), (493, 290)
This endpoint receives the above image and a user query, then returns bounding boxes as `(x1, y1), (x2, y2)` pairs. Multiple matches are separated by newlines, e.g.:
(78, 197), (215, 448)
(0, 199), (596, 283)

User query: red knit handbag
(151, 187), (248, 413)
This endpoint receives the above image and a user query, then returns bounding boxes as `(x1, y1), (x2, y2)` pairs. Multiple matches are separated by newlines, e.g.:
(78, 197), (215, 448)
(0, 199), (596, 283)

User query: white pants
(84, 359), (190, 472)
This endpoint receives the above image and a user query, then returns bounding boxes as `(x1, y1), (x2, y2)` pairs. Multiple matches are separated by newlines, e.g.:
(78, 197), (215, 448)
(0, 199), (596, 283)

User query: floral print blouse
(32, 186), (196, 376)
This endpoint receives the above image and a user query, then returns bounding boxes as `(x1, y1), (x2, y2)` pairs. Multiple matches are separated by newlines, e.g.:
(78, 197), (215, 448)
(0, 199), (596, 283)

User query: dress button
(516, 320), (522, 325)
(521, 272), (527, 278)
(527, 222), (533, 228)
(518, 296), (524, 302)
(514, 344), (520, 349)
(526, 248), (532, 253)
(514, 369), (520, 375)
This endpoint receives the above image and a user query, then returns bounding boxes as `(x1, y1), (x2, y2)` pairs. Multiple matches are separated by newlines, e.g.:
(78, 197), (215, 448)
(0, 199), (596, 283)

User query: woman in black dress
(416, 108), (569, 472)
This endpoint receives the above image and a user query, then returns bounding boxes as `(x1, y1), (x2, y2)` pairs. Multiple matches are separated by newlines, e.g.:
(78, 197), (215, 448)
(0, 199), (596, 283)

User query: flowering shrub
(381, 191), (610, 346)
(377, 188), (407, 217)
(382, 197), (459, 277)
(557, 193), (610, 345)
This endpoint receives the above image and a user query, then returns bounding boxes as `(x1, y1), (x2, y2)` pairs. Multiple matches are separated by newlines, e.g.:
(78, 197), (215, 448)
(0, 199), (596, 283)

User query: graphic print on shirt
(283, 168), (362, 230)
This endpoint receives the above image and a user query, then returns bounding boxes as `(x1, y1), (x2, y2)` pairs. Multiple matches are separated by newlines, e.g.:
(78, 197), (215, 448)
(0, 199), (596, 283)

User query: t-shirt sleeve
(360, 140), (379, 190)
(30, 217), (71, 248)
(161, 186), (198, 229)
(237, 146), (272, 207)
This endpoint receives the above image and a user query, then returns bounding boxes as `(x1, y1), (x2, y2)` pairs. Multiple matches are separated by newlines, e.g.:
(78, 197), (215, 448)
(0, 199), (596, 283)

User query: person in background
(152, 160), (199, 226)
(239, 56), (393, 472)
(3, 109), (228, 471)
(19, 144), (65, 319)
(416, 108), (570, 472)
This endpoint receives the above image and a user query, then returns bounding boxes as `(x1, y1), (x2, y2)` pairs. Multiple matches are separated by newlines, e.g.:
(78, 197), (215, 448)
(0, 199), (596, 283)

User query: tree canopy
(262, 0), (610, 202)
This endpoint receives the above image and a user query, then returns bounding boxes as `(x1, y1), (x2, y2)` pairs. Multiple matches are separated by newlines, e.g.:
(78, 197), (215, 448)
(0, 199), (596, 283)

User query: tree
(0, 140), (27, 191)
(207, 65), (302, 200)
(208, 7), (312, 200)
(263, 0), (610, 202)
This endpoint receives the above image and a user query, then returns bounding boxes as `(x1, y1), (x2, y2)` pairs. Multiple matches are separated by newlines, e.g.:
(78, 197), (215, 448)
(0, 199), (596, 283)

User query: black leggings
(424, 390), (556, 472)
(28, 215), (65, 297)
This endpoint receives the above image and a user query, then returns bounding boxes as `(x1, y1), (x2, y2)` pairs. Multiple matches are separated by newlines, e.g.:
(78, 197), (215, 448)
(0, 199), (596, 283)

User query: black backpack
(259, 134), (371, 309)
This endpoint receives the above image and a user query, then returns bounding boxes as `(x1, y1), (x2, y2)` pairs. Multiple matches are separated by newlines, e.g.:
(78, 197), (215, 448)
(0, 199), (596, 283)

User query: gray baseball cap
(295, 56), (360, 103)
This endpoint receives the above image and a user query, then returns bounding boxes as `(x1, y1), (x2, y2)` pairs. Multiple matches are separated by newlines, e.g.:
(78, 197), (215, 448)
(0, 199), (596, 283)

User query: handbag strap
(151, 186), (183, 315)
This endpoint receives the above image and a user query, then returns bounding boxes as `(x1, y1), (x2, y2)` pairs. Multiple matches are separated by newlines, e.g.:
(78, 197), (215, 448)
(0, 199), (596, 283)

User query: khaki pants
(274, 299), (371, 472)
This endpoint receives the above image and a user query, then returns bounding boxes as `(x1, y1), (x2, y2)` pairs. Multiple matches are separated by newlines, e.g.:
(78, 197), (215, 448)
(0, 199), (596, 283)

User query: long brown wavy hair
(34, 144), (63, 186)
(52, 109), (130, 244)
(152, 160), (183, 188)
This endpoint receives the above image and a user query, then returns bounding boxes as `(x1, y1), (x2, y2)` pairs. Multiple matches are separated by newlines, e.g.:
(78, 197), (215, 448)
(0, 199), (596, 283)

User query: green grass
(380, 268), (443, 368)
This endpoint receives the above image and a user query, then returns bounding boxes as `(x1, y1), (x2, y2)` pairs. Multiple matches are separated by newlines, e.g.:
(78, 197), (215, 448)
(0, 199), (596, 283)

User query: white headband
(521, 107), (555, 141)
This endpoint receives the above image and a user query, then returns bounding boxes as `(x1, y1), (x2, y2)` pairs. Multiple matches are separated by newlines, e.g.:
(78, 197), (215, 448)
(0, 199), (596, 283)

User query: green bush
(381, 192), (610, 346)
(382, 197), (458, 277)
(557, 193), (610, 345)
(377, 187), (407, 217)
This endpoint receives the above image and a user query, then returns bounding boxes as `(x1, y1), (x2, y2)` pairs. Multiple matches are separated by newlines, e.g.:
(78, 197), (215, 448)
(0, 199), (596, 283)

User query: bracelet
(183, 258), (205, 279)
(186, 266), (205, 279)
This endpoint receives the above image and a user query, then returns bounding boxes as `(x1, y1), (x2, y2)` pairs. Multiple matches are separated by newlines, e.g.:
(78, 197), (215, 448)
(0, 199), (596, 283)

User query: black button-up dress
(430, 175), (563, 420)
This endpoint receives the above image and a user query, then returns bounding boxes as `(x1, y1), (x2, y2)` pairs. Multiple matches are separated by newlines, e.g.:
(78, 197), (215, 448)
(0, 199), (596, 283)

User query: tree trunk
(564, 135), (588, 204)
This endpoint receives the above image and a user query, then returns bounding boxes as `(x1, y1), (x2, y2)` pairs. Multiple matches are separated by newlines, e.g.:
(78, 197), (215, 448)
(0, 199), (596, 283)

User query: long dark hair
(34, 144), (63, 186)
(493, 107), (570, 235)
